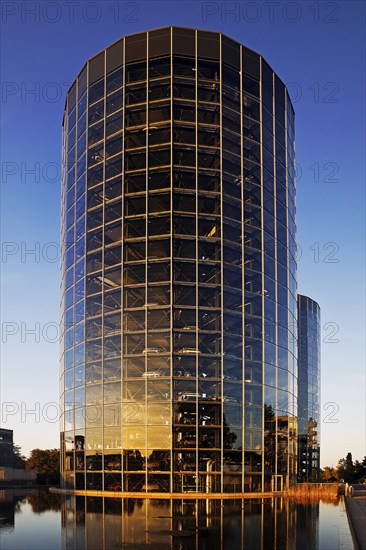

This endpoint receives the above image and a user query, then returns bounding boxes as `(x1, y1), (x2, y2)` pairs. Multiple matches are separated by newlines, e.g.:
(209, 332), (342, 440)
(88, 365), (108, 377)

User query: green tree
(354, 457), (366, 482)
(336, 452), (357, 483)
(26, 449), (60, 475)
(321, 466), (337, 482)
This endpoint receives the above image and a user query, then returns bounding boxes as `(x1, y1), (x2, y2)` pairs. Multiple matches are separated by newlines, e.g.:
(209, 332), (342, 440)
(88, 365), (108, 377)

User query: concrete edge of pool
(50, 487), (285, 499)
(344, 485), (366, 550)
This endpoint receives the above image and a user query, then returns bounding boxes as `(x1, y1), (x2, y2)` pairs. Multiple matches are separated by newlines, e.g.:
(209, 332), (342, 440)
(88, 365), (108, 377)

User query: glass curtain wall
(60, 27), (297, 493)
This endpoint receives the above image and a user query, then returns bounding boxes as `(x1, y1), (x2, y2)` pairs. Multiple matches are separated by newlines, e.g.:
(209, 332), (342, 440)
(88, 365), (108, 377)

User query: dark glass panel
(149, 102), (171, 125)
(173, 29), (195, 56)
(199, 263), (220, 285)
(124, 263), (145, 285)
(88, 120), (104, 146)
(199, 310), (221, 331)
(148, 216), (170, 236)
(88, 53), (104, 87)
(147, 285), (170, 306)
(88, 99), (104, 125)
(242, 47), (260, 80)
(149, 79), (171, 101)
(125, 196), (146, 216)
(149, 29), (171, 58)
(222, 36), (240, 69)
(173, 260), (196, 282)
(106, 39), (123, 76)
(148, 239), (170, 259)
(125, 106), (146, 128)
(106, 89), (122, 116)
(197, 59), (220, 80)
(105, 200), (122, 223)
(147, 261), (170, 282)
(104, 221), (122, 245)
(125, 172), (146, 194)
(124, 241), (145, 262)
(104, 245), (122, 268)
(173, 169), (196, 190)
(125, 33), (147, 62)
(125, 85), (146, 106)
(173, 79), (195, 100)
(149, 147), (170, 168)
(104, 289), (121, 313)
(149, 57), (170, 79)
(174, 192), (195, 213)
(173, 103), (195, 122)
(197, 82), (220, 103)
(198, 286), (220, 308)
(125, 128), (146, 149)
(125, 150), (146, 172)
(174, 284), (196, 306)
(174, 308), (197, 330)
(197, 30), (220, 59)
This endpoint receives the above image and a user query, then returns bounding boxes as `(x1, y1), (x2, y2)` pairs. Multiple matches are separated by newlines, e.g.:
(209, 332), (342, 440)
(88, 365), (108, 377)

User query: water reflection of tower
(60, 496), (300, 550)
(294, 501), (319, 549)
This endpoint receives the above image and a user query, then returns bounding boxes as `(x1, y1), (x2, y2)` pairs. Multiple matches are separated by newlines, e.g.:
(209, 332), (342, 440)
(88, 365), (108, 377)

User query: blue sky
(0, 1), (364, 466)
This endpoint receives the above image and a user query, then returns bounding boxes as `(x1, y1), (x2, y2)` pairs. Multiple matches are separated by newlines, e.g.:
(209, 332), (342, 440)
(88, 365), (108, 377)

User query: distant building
(0, 428), (37, 485)
(0, 428), (13, 447)
(0, 467), (37, 485)
(297, 295), (321, 482)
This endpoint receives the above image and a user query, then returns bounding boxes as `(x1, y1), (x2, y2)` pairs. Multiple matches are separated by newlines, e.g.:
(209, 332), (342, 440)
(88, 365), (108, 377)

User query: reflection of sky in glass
(0, 491), (354, 549)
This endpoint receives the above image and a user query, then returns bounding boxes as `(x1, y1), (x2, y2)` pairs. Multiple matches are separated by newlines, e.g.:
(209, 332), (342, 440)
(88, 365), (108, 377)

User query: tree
(354, 457), (366, 482)
(0, 443), (26, 468)
(26, 449), (60, 483)
(27, 491), (62, 513)
(321, 466), (337, 482)
(335, 452), (365, 483)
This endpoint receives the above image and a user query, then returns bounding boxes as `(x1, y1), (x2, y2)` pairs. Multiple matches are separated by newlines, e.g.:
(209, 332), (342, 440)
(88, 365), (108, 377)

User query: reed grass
(285, 483), (340, 503)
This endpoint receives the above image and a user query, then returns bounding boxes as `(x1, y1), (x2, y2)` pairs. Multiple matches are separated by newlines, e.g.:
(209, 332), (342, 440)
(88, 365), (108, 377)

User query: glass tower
(297, 295), (321, 482)
(60, 27), (298, 493)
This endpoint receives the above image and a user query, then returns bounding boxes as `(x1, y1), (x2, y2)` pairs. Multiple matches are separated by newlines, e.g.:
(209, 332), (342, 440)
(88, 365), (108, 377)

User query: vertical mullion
(101, 48), (106, 492)
(259, 56), (265, 492)
(219, 33), (224, 494)
(60, 104), (66, 490)
(121, 37), (126, 491)
(169, 26), (173, 494)
(284, 87), (291, 484)
(240, 45), (245, 494)
(83, 64), (89, 494)
(272, 70), (278, 487)
(195, 29), (199, 493)
(73, 81), (78, 491)
(145, 37), (149, 493)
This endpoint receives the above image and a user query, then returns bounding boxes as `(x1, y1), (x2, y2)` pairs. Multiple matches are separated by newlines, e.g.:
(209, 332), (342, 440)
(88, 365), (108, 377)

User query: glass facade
(297, 295), (321, 482)
(60, 27), (297, 493)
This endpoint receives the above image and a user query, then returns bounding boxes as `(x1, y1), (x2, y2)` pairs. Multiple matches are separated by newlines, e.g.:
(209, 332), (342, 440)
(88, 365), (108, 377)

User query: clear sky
(0, 1), (365, 467)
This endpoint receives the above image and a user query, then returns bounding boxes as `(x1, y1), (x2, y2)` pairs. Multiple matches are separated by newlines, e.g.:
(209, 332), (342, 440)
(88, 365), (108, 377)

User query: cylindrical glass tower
(60, 27), (297, 493)
(297, 295), (320, 482)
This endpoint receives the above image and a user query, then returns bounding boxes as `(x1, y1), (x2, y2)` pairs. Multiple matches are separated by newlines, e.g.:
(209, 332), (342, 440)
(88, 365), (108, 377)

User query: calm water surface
(0, 489), (354, 549)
